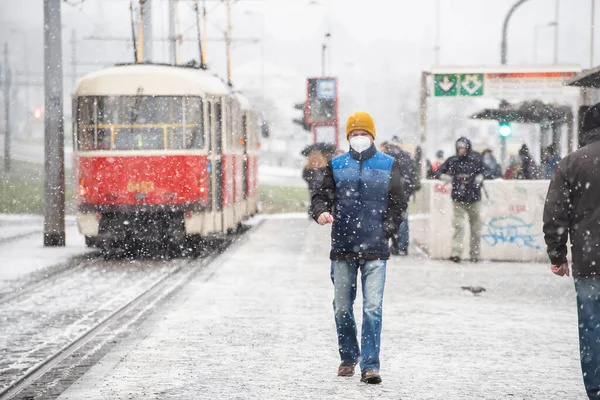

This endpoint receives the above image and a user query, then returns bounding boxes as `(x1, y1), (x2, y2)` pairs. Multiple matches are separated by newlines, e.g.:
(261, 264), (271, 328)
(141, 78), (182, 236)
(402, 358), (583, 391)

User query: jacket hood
(455, 137), (472, 156)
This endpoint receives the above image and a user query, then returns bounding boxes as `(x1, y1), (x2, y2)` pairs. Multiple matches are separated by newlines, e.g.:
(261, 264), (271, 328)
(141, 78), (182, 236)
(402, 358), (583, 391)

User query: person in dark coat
(481, 149), (502, 180)
(541, 144), (561, 179)
(543, 102), (600, 400)
(518, 144), (537, 179)
(387, 138), (421, 255)
(302, 150), (330, 195)
(437, 137), (485, 263)
(311, 111), (407, 385)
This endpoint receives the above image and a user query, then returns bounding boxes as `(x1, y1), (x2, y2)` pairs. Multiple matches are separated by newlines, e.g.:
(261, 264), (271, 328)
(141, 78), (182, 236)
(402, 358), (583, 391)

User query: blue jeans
(575, 276), (600, 400)
(330, 259), (386, 372)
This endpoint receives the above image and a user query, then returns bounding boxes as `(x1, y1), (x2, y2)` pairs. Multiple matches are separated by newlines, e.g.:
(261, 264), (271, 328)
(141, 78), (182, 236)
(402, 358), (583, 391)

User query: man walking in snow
(311, 111), (407, 384)
(438, 137), (485, 263)
(543, 102), (600, 400)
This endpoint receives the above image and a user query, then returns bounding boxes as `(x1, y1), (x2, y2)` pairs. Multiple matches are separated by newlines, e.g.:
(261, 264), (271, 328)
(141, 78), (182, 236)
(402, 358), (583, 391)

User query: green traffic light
(498, 121), (512, 138)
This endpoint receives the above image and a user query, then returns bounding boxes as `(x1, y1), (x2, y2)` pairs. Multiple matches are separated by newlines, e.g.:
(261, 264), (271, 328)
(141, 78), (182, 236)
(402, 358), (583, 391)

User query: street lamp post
(499, 0), (531, 163)
(321, 32), (330, 76)
(501, 0), (532, 65)
(592, 0), (596, 68)
(554, 0), (560, 64)
(533, 22), (557, 64)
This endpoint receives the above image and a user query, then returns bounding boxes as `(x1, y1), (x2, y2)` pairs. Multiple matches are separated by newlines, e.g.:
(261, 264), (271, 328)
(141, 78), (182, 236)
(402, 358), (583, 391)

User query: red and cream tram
(72, 63), (260, 255)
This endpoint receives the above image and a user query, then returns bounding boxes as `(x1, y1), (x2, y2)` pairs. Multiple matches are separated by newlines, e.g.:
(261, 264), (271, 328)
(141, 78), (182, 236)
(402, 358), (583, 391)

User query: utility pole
(225, 0), (233, 86)
(554, 0), (559, 64)
(169, 0), (177, 64)
(202, 0), (208, 65)
(434, 0), (440, 65)
(592, 0), (596, 68)
(142, 0), (153, 62)
(195, 0), (206, 67)
(3, 43), (11, 173)
(43, 0), (65, 247)
(71, 30), (77, 89)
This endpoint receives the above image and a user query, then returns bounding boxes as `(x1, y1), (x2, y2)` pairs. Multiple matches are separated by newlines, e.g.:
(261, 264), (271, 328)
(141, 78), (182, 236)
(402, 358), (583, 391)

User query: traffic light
(293, 102), (312, 132)
(498, 120), (512, 138)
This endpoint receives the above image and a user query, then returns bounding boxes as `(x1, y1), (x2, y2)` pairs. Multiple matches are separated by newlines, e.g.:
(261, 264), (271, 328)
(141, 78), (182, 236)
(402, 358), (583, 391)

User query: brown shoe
(337, 363), (356, 377)
(360, 370), (382, 384)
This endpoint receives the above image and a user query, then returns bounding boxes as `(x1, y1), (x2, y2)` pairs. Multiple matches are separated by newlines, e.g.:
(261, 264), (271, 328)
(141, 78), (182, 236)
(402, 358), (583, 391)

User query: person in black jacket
(311, 111), (407, 384)
(438, 137), (484, 263)
(387, 138), (421, 255)
(543, 102), (600, 400)
(518, 144), (537, 179)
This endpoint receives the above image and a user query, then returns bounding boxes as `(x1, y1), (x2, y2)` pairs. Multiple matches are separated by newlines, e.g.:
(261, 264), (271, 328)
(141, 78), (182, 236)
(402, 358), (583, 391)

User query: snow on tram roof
(233, 92), (251, 111)
(73, 64), (231, 97)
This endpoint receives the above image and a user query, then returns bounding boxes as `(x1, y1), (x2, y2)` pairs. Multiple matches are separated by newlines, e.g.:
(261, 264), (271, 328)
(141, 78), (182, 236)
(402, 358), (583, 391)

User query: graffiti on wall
(481, 216), (541, 249)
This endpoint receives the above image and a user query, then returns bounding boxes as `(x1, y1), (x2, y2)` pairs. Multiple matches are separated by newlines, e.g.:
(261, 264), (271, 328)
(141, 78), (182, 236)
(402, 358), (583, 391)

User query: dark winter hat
(582, 102), (600, 134)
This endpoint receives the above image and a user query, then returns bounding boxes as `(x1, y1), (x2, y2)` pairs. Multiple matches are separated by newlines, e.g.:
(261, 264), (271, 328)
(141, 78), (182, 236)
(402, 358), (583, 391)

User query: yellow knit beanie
(345, 111), (376, 139)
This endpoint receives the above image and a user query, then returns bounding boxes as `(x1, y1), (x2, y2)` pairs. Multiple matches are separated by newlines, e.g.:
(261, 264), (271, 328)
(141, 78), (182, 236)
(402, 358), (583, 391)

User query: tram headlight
(79, 178), (88, 197)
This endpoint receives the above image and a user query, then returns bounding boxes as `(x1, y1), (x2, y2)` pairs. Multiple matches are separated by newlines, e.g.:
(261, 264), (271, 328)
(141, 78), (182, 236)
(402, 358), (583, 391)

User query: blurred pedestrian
(302, 149), (329, 195)
(311, 111), (407, 384)
(388, 137), (421, 255)
(431, 150), (445, 173)
(503, 155), (522, 180)
(481, 149), (502, 180)
(541, 145), (561, 179)
(438, 137), (485, 263)
(519, 144), (537, 179)
(543, 102), (600, 400)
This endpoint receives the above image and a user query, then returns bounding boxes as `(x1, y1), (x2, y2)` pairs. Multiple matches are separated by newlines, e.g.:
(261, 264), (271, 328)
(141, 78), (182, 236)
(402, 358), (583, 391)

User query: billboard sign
(306, 77), (338, 125)
(432, 66), (581, 101)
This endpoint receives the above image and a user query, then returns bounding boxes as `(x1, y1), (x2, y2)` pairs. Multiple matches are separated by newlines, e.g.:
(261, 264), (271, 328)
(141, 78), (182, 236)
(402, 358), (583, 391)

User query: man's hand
(317, 212), (334, 225)
(551, 262), (570, 277)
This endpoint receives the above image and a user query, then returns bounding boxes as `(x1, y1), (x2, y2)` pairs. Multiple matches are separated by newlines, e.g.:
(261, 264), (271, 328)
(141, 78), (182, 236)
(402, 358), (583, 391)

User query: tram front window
(75, 95), (205, 151)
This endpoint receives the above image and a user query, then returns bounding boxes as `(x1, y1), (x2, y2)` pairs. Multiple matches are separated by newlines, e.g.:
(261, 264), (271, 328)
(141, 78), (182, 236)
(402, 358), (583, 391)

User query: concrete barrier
(411, 180), (551, 262)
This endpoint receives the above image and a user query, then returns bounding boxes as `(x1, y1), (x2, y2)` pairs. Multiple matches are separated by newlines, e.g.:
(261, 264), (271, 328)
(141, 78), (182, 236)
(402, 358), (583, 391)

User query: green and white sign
(459, 74), (484, 96)
(434, 74), (458, 97)
(434, 73), (484, 97)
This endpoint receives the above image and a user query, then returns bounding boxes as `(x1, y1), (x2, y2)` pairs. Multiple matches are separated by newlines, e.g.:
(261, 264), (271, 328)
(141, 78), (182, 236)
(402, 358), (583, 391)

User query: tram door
(211, 100), (224, 232)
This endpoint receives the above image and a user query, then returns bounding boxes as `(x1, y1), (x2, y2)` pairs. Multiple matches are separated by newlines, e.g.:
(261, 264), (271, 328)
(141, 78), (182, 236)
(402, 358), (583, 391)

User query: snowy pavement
(57, 216), (586, 399)
(0, 214), (92, 297)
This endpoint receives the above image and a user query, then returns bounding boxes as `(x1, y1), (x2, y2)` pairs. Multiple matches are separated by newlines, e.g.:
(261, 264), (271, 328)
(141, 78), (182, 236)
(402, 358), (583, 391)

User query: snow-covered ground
(0, 214), (91, 296)
(258, 165), (304, 187)
(58, 217), (586, 399)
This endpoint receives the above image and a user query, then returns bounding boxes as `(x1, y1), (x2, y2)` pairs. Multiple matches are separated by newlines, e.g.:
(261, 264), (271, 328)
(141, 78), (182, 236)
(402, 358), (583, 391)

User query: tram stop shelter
(471, 100), (575, 164)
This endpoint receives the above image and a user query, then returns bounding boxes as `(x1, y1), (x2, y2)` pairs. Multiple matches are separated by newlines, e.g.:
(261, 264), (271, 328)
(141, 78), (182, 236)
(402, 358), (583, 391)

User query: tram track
(0, 238), (231, 400)
(0, 254), (99, 306)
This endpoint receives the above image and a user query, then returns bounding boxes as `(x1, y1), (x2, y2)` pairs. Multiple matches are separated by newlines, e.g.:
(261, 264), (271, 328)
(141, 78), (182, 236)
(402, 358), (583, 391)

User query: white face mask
(349, 136), (372, 153)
